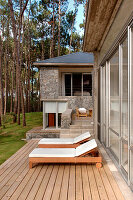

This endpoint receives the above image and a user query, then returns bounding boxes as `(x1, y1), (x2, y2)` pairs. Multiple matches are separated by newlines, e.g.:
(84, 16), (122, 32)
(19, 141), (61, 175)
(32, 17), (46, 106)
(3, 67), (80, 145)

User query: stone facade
(40, 67), (59, 99)
(26, 127), (60, 140)
(61, 109), (72, 129)
(59, 96), (93, 110)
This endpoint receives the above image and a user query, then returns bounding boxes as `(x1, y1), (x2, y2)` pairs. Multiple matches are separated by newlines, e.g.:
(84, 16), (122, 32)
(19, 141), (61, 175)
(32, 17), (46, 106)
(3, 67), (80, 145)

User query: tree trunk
(41, 40), (45, 60)
(58, 0), (61, 56)
(0, 35), (3, 126)
(69, 20), (74, 54)
(8, 0), (29, 124)
(10, 53), (14, 113)
(27, 29), (31, 113)
(51, 0), (55, 58)
(4, 43), (7, 115)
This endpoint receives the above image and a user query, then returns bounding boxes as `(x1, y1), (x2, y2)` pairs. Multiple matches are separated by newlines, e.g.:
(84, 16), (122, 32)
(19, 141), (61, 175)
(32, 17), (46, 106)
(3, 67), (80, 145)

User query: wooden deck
(0, 140), (125, 200)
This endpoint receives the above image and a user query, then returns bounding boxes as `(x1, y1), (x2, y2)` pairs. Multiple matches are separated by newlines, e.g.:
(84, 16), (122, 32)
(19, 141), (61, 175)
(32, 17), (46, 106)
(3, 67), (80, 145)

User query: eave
(33, 63), (94, 67)
(83, 0), (123, 52)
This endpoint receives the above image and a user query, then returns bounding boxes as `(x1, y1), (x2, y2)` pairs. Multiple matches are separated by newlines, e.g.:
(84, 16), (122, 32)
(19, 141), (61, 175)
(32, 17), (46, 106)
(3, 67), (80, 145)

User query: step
(70, 125), (93, 129)
(72, 120), (93, 126)
(60, 133), (81, 138)
(70, 129), (93, 134)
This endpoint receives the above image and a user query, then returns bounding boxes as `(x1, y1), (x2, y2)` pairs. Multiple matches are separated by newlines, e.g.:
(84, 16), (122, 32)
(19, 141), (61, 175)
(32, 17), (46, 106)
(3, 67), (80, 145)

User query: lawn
(0, 112), (43, 165)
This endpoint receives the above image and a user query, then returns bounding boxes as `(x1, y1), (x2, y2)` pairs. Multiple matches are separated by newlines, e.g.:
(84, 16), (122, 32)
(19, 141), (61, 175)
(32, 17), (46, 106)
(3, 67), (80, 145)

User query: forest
(0, 0), (86, 127)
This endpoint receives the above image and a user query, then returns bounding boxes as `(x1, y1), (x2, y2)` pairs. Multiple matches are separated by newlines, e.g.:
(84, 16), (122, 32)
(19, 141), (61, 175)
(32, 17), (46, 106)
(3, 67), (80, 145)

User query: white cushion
(30, 139), (97, 158)
(38, 138), (74, 145)
(78, 108), (86, 114)
(73, 131), (91, 144)
(76, 139), (97, 157)
(29, 148), (76, 157)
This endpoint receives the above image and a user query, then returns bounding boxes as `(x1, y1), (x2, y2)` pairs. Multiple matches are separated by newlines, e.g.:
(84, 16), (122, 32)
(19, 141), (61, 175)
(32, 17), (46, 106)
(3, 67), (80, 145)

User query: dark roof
(33, 52), (94, 66)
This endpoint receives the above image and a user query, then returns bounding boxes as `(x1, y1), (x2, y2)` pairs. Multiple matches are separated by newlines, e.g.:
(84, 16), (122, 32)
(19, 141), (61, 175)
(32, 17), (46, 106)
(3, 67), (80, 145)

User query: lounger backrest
(75, 139), (97, 157)
(73, 131), (91, 144)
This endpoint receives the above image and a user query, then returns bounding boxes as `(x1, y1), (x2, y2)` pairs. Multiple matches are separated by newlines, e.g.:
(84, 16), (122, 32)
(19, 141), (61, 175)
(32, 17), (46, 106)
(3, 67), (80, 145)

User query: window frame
(63, 72), (92, 97)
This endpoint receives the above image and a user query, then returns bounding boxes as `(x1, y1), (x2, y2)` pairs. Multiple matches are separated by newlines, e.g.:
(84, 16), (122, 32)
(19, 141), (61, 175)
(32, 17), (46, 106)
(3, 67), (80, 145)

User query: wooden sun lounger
(38, 131), (91, 148)
(29, 139), (102, 169)
(76, 108), (88, 118)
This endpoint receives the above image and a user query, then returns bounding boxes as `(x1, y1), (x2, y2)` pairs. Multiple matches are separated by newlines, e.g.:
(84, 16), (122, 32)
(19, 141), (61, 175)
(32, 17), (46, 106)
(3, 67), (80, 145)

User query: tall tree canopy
(0, 0), (85, 126)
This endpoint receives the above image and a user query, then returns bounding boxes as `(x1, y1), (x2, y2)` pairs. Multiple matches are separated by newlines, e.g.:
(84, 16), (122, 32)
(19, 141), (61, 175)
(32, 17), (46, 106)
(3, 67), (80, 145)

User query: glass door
(121, 38), (128, 173)
(102, 66), (106, 145)
(109, 49), (120, 161)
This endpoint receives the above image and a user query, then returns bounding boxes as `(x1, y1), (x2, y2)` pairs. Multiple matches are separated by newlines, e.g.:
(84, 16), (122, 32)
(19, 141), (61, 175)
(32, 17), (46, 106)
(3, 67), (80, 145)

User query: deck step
(70, 125), (93, 129)
(72, 120), (93, 126)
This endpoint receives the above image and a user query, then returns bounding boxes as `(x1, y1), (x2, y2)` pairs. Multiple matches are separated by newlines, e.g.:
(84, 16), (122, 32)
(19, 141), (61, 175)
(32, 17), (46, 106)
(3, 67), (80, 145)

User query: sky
(67, 0), (85, 36)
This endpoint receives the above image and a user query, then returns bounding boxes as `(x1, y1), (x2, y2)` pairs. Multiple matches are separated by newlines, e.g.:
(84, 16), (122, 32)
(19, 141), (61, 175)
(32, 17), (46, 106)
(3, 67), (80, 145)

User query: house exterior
(84, 0), (133, 190)
(34, 52), (94, 130)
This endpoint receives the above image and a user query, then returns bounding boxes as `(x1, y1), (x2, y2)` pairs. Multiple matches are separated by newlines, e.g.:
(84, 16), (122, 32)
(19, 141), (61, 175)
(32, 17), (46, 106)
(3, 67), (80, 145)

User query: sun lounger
(38, 131), (91, 148)
(29, 139), (102, 169)
(76, 108), (88, 117)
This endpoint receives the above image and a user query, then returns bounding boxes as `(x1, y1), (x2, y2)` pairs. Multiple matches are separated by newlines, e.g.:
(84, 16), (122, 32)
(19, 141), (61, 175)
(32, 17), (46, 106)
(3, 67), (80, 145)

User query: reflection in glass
(131, 150), (133, 184)
(122, 38), (128, 140)
(83, 74), (92, 96)
(122, 141), (128, 172)
(102, 67), (106, 144)
(110, 50), (120, 133)
(102, 67), (106, 124)
(73, 73), (82, 96)
(110, 130), (119, 159)
(131, 29), (133, 145)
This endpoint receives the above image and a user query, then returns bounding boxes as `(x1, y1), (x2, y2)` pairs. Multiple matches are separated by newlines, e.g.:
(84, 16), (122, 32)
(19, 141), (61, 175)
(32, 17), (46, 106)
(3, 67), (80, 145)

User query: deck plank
(0, 140), (33, 173)
(18, 165), (43, 200)
(0, 140), (127, 200)
(34, 165), (53, 200)
(92, 165), (108, 200)
(103, 163), (125, 200)
(51, 165), (64, 200)
(0, 140), (37, 183)
(76, 165), (83, 200)
(59, 165), (70, 200)
(26, 165), (48, 200)
(9, 167), (36, 200)
(87, 165), (100, 200)
(68, 164), (76, 200)
(43, 165), (59, 200)
(81, 165), (92, 200)
(0, 141), (37, 189)
(99, 166), (117, 200)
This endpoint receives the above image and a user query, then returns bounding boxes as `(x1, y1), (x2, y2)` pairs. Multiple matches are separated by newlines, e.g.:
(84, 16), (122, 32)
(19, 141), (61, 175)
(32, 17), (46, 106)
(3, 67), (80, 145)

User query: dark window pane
(65, 74), (71, 96)
(83, 74), (92, 96)
(73, 73), (82, 96)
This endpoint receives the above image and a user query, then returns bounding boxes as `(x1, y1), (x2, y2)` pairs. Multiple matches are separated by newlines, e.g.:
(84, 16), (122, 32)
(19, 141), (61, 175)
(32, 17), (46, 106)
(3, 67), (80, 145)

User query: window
(109, 49), (120, 160)
(83, 74), (92, 96)
(64, 73), (92, 96)
(73, 73), (82, 96)
(65, 74), (71, 96)
(110, 50), (120, 134)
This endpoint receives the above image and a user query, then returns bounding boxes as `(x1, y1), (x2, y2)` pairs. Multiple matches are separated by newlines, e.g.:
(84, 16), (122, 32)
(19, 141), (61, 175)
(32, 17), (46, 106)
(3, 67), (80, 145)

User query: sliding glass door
(130, 27), (133, 188)
(99, 22), (133, 189)
(121, 38), (128, 173)
(109, 49), (120, 160)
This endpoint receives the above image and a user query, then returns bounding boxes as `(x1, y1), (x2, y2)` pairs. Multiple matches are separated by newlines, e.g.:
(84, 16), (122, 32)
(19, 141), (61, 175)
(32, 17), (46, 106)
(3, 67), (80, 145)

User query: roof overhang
(83, 0), (123, 52)
(33, 63), (94, 67)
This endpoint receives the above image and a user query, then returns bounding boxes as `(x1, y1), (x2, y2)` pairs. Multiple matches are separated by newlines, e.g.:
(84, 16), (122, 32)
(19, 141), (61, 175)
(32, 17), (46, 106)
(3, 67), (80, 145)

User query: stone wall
(59, 96), (93, 110)
(40, 67), (59, 99)
(61, 109), (72, 129)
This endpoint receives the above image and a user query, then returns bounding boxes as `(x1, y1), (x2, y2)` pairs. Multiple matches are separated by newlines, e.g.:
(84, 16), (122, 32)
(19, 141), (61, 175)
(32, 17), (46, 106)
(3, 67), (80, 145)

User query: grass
(0, 112), (43, 165)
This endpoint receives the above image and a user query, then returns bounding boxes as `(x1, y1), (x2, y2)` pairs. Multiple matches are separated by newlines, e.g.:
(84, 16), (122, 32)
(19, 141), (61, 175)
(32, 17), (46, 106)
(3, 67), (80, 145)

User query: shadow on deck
(0, 139), (132, 200)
